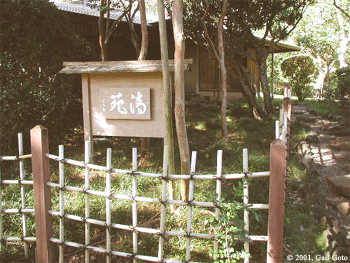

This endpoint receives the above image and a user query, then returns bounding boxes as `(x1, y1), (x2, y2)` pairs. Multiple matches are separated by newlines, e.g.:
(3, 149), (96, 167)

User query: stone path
(292, 104), (350, 258)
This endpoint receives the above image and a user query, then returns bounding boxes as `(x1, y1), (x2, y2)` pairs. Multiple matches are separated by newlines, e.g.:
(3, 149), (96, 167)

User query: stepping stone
(326, 175), (350, 197)
(325, 196), (350, 216)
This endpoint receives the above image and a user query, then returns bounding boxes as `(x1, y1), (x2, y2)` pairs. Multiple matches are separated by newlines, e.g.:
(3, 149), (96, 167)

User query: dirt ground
(291, 103), (350, 258)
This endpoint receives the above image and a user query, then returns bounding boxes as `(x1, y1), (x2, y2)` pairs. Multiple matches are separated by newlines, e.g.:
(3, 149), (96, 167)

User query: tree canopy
(281, 55), (318, 100)
(180, 0), (313, 119)
(0, 0), (96, 152)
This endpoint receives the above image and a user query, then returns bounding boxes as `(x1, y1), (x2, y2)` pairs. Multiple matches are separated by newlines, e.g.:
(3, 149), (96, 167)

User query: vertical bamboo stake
(267, 139), (286, 263)
(214, 150), (223, 258)
(283, 97), (292, 150)
(282, 115), (288, 144)
(275, 121), (280, 140)
(243, 148), (249, 263)
(0, 151), (2, 252)
(132, 148), (138, 263)
(283, 97), (292, 121)
(106, 148), (112, 263)
(30, 125), (53, 263)
(82, 75), (94, 157)
(84, 141), (91, 263)
(58, 145), (65, 262)
(186, 151), (197, 261)
(158, 146), (168, 262)
(18, 133), (29, 258)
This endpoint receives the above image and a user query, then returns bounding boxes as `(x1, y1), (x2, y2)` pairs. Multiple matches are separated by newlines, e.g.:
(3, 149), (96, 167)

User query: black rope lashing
(244, 172), (251, 179)
(127, 171), (140, 176)
(82, 186), (89, 194)
(184, 232), (192, 238)
(105, 250), (114, 258)
(185, 200), (195, 207)
(213, 201), (221, 210)
(83, 243), (89, 251)
(107, 192), (114, 200)
(58, 239), (66, 247)
(159, 199), (168, 207)
(105, 222), (112, 231)
(81, 216), (88, 224)
(159, 174), (170, 182)
(128, 225), (137, 233)
(127, 252), (136, 259)
(157, 231), (168, 242)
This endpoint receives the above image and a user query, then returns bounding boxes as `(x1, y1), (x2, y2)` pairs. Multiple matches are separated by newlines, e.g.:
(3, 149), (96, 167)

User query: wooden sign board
(99, 87), (151, 120)
(59, 60), (192, 142)
(83, 72), (166, 138)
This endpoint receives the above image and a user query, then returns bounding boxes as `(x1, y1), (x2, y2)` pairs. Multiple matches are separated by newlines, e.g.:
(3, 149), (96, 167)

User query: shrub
(336, 66), (350, 101)
(280, 55), (318, 101)
(0, 0), (97, 154)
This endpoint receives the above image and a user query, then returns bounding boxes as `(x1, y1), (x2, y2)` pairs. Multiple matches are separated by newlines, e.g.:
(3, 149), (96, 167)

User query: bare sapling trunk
(137, 0), (150, 153)
(217, 0), (229, 142)
(98, 0), (132, 61)
(98, 0), (108, 61)
(173, 0), (190, 201)
(138, 0), (148, 60)
(200, 0), (229, 142)
(157, 0), (176, 203)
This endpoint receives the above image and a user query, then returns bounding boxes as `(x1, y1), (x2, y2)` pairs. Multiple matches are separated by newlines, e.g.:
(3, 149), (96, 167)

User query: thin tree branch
(105, 2), (133, 44)
(333, 0), (350, 20)
(200, 0), (220, 62)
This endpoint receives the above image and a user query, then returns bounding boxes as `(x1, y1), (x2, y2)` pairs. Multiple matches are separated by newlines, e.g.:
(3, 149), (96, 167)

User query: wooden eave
(268, 41), (301, 53)
(59, 59), (193, 74)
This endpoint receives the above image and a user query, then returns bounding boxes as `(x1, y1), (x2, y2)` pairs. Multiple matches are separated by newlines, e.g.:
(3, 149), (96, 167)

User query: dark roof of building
(54, 2), (159, 25)
(261, 38), (301, 53)
(54, 2), (300, 53)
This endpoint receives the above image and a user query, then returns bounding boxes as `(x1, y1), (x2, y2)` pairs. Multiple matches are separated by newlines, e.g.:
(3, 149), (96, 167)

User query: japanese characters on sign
(100, 87), (151, 120)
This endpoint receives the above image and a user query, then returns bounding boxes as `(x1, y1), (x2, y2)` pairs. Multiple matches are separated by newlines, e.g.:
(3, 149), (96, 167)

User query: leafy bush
(0, 0), (97, 154)
(280, 55), (318, 101)
(207, 182), (255, 262)
(336, 66), (350, 101)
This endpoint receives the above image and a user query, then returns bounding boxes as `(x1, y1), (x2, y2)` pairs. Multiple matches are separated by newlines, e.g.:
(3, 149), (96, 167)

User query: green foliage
(180, 0), (314, 119)
(0, 0), (96, 154)
(336, 66), (350, 101)
(281, 55), (318, 100)
(291, 0), (350, 99)
(207, 182), (255, 262)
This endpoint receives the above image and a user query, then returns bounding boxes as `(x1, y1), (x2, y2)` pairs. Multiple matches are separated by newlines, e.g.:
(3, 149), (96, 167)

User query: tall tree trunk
(247, 32), (274, 116)
(200, 0), (229, 141)
(217, 0), (229, 142)
(231, 56), (268, 119)
(136, 0), (150, 153)
(157, 0), (176, 203)
(98, 0), (108, 61)
(98, 0), (132, 61)
(138, 0), (148, 60)
(259, 61), (274, 115)
(173, 0), (190, 201)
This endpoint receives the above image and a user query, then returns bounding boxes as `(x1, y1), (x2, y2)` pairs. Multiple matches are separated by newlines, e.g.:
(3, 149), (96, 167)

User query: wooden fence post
(31, 125), (53, 263)
(267, 139), (286, 263)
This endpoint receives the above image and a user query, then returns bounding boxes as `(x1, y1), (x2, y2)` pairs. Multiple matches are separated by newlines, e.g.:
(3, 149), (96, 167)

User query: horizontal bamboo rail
(1, 98), (291, 263)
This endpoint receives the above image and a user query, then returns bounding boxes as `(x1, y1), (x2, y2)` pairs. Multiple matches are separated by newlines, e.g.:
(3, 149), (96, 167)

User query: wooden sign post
(60, 60), (192, 155)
